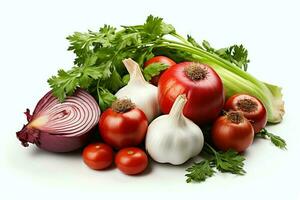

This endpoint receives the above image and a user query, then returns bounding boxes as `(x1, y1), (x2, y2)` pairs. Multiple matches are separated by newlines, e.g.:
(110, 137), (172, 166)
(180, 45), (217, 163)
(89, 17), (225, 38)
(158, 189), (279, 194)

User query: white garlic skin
(115, 83), (159, 122)
(145, 97), (204, 165)
(115, 58), (160, 122)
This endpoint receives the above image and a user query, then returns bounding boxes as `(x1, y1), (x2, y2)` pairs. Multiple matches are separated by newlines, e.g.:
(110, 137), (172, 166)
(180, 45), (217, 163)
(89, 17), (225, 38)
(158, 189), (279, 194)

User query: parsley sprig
(186, 160), (215, 183)
(256, 128), (287, 149)
(187, 36), (249, 71)
(185, 143), (245, 183)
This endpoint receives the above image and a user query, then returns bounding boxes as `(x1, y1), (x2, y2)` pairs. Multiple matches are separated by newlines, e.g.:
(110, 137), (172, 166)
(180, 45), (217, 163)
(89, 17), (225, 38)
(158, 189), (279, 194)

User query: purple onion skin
(37, 132), (91, 152)
(16, 89), (101, 153)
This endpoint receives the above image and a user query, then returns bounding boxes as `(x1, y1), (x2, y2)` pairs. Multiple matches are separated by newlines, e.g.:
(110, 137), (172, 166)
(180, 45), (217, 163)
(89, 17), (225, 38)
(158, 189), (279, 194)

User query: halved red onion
(16, 89), (101, 152)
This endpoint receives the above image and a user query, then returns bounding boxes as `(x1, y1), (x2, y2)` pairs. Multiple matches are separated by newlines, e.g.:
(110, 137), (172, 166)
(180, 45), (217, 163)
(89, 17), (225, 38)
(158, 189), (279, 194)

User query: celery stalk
(159, 41), (284, 123)
(204, 60), (284, 123)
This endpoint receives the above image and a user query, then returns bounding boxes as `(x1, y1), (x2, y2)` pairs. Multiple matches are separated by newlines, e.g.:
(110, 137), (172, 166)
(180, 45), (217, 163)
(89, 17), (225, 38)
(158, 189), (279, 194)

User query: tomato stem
(112, 99), (135, 113)
(127, 150), (134, 155)
(184, 63), (208, 81)
(226, 111), (244, 124)
(237, 98), (258, 112)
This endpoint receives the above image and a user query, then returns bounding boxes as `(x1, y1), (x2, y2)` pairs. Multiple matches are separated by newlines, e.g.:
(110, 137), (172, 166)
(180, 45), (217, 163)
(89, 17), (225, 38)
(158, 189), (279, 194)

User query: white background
(1, 0), (300, 199)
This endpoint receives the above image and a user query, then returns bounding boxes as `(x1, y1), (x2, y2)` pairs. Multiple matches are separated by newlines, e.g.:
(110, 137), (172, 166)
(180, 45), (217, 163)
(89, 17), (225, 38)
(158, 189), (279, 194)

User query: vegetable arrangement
(16, 15), (287, 183)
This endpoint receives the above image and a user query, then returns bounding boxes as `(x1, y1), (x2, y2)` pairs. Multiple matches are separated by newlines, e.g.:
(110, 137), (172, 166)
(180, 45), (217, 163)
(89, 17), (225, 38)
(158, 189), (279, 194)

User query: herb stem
(171, 32), (191, 45)
(161, 37), (269, 93)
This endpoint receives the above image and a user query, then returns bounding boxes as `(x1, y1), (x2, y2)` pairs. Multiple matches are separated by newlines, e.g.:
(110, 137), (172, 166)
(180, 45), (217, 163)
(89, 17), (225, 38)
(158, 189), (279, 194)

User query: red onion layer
(16, 89), (101, 152)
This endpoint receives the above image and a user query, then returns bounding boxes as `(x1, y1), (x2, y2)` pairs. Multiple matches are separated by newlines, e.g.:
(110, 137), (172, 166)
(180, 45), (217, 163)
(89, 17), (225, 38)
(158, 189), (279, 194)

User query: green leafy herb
(97, 87), (117, 111)
(256, 128), (287, 149)
(204, 143), (246, 175)
(101, 69), (124, 93)
(202, 40), (216, 53)
(48, 64), (111, 102)
(122, 74), (130, 85)
(187, 37), (250, 71)
(67, 25), (117, 66)
(143, 15), (175, 38)
(216, 44), (250, 71)
(143, 63), (169, 81)
(185, 143), (245, 183)
(48, 15), (174, 110)
(185, 160), (215, 183)
(213, 150), (245, 175)
(187, 35), (202, 49)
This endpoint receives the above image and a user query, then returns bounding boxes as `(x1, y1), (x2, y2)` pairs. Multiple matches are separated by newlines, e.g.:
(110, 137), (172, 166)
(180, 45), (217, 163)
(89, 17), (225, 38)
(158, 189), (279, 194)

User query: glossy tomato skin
(224, 94), (267, 133)
(144, 56), (176, 86)
(99, 108), (148, 149)
(211, 115), (254, 152)
(115, 147), (148, 175)
(82, 143), (114, 170)
(158, 62), (224, 125)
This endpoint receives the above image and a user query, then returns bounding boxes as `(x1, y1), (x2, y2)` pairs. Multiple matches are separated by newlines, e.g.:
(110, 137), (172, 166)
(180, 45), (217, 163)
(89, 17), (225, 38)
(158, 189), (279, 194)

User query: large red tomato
(224, 94), (267, 133)
(99, 99), (148, 149)
(144, 56), (176, 86)
(158, 62), (224, 125)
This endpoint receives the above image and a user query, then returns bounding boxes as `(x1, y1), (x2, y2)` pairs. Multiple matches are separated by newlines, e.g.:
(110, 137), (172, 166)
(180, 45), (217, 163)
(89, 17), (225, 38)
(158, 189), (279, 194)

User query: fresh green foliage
(122, 74), (130, 85)
(48, 15), (175, 110)
(187, 36), (249, 71)
(48, 15), (284, 123)
(97, 87), (117, 111)
(187, 35), (202, 49)
(213, 149), (245, 175)
(67, 25), (117, 66)
(143, 63), (169, 81)
(143, 15), (175, 38)
(256, 128), (287, 149)
(48, 65), (111, 101)
(49, 25), (120, 109)
(216, 44), (250, 71)
(185, 143), (245, 183)
(185, 160), (215, 183)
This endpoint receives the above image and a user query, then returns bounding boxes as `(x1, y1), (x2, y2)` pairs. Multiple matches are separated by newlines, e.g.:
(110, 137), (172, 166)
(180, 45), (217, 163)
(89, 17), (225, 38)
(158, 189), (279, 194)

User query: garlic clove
(115, 58), (160, 121)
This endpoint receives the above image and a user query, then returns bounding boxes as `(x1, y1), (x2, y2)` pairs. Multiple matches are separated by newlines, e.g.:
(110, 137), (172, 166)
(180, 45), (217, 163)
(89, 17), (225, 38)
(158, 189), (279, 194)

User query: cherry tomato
(144, 56), (176, 86)
(115, 147), (148, 175)
(211, 111), (254, 152)
(158, 62), (224, 125)
(224, 94), (267, 133)
(82, 143), (114, 170)
(99, 99), (148, 149)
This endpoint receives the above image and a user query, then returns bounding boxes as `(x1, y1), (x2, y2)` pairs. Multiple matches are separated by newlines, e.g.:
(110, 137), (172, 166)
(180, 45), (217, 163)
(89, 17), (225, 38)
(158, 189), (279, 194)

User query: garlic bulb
(145, 94), (204, 165)
(115, 58), (160, 122)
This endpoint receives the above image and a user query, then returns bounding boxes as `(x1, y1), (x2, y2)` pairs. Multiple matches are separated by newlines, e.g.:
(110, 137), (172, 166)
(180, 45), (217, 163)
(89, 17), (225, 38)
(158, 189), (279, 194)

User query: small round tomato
(144, 56), (176, 86)
(99, 99), (148, 149)
(115, 147), (148, 175)
(224, 94), (267, 133)
(211, 111), (254, 152)
(82, 143), (113, 170)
